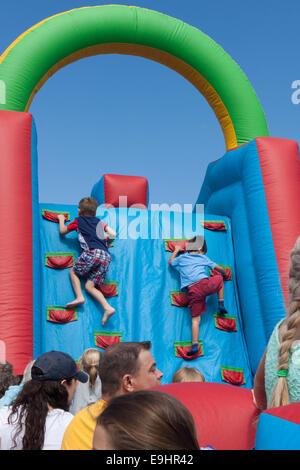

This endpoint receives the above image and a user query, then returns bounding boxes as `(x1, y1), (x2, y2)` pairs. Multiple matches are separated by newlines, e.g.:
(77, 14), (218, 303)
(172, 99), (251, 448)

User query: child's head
(79, 348), (101, 388)
(172, 367), (205, 383)
(78, 197), (98, 216)
(94, 390), (200, 450)
(186, 236), (207, 254)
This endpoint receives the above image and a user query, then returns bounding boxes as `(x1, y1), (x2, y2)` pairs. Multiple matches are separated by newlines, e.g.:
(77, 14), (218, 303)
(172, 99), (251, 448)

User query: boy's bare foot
(102, 307), (116, 326)
(66, 297), (85, 309)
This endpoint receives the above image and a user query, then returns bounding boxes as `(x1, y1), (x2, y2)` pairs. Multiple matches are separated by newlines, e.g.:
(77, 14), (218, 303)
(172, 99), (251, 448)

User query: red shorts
(187, 274), (223, 317)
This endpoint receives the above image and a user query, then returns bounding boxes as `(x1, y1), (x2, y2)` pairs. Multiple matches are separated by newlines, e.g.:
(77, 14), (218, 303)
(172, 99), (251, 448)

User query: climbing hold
(45, 252), (75, 269)
(42, 209), (70, 223)
(201, 221), (227, 231)
(96, 281), (118, 298)
(47, 306), (77, 323)
(174, 340), (204, 360)
(221, 366), (245, 386)
(170, 290), (189, 307)
(94, 331), (122, 350)
(164, 239), (188, 252)
(213, 313), (237, 332)
(210, 266), (232, 281)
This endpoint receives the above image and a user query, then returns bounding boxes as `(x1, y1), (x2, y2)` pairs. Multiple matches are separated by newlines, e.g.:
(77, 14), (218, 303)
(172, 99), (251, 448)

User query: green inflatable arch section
(0, 5), (269, 150)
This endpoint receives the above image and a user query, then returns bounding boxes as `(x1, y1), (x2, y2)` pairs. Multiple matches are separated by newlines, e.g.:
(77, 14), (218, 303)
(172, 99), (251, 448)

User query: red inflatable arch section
(154, 382), (260, 450)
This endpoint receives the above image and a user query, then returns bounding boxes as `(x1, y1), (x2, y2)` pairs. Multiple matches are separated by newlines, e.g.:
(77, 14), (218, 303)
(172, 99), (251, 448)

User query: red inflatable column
(0, 110), (34, 374)
(256, 137), (300, 305)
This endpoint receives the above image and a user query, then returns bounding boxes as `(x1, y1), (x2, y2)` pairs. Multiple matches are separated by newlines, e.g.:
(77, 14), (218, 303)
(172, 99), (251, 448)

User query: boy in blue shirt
(169, 236), (227, 357)
(58, 197), (117, 326)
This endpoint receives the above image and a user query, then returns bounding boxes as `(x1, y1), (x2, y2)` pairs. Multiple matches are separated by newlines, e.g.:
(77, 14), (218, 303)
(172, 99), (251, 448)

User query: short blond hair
(172, 367), (205, 383)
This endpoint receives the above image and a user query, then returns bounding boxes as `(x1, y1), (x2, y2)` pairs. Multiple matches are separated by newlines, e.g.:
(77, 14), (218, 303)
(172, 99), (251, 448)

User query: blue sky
(1, 0), (300, 206)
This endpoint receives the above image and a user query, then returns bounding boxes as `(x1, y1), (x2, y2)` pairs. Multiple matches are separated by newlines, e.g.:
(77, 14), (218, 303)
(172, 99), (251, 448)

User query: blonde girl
(70, 348), (102, 415)
(254, 236), (300, 409)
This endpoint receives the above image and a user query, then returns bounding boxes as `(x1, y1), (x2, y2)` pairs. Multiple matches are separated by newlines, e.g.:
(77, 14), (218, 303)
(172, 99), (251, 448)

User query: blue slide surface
(37, 203), (253, 387)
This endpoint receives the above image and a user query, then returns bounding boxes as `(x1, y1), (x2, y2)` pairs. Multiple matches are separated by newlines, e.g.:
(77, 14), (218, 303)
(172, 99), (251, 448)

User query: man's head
(78, 197), (98, 216)
(99, 342), (163, 399)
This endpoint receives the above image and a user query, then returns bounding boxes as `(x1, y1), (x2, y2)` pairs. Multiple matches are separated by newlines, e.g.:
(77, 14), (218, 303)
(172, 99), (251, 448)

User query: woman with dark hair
(0, 351), (88, 450)
(92, 389), (200, 450)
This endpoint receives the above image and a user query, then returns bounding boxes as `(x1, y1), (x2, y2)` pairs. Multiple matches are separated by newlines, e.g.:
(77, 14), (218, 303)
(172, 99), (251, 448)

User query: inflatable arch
(1, 5), (300, 416)
(0, 5), (268, 149)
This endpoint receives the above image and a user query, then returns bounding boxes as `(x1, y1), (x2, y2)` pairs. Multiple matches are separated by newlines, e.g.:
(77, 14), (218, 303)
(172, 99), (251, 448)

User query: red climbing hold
(174, 341), (204, 360)
(45, 253), (74, 269)
(221, 366), (245, 386)
(47, 306), (77, 324)
(94, 331), (122, 349)
(42, 209), (70, 223)
(202, 221), (227, 231)
(211, 267), (232, 281)
(170, 290), (189, 307)
(214, 314), (237, 332)
(96, 281), (118, 298)
(164, 239), (188, 252)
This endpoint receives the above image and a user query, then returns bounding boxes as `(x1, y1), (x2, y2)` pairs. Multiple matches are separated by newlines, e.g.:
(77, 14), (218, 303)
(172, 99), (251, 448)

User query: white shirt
(0, 406), (74, 450)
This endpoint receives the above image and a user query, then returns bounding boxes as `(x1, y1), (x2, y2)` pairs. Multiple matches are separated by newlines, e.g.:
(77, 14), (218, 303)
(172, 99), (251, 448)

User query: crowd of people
(0, 343), (204, 450)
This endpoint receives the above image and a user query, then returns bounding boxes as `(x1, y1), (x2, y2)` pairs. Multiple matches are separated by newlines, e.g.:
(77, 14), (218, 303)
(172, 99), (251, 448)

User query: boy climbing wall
(57, 197), (117, 326)
(169, 236), (227, 357)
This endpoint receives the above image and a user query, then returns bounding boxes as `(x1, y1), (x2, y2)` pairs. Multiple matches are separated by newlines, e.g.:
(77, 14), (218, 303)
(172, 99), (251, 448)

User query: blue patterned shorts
(74, 249), (111, 287)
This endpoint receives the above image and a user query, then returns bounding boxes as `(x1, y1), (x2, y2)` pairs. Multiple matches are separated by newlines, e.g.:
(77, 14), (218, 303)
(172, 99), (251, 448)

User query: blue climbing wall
(37, 203), (252, 387)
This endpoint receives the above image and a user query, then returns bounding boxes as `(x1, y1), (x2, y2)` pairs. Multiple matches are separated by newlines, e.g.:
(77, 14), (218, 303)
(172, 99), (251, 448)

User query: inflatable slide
(1, 5), (300, 449)
(39, 196), (251, 386)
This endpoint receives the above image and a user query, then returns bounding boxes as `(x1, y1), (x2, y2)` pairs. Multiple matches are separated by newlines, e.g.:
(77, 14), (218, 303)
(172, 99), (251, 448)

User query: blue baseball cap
(31, 350), (88, 383)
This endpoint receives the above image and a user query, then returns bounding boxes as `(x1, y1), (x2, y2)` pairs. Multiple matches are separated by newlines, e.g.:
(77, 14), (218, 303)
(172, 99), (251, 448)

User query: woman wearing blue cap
(0, 350), (88, 450)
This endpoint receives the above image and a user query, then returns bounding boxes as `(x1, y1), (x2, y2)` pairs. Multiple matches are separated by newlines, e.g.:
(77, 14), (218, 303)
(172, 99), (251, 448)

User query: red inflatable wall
(0, 110), (34, 373)
(256, 137), (300, 306)
(155, 382), (260, 450)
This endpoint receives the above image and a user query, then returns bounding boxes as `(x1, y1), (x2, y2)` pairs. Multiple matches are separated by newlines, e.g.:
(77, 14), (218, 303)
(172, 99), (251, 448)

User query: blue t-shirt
(171, 253), (216, 289)
(0, 385), (23, 409)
